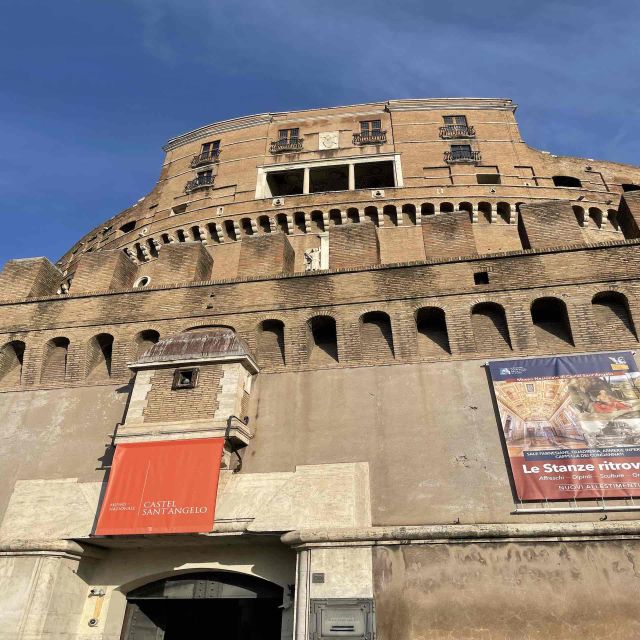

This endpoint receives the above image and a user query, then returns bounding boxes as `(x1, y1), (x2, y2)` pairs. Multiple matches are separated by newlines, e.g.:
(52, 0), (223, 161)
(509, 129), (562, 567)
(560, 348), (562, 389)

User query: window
(201, 140), (220, 155)
(474, 271), (489, 285)
(173, 368), (199, 389)
(196, 169), (214, 186)
(171, 204), (187, 216)
(119, 221), (136, 234)
(443, 115), (468, 126)
(552, 175), (582, 188)
(133, 276), (151, 288)
(278, 128), (299, 142)
(360, 120), (382, 134)
(477, 174), (501, 185)
(622, 184), (640, 192)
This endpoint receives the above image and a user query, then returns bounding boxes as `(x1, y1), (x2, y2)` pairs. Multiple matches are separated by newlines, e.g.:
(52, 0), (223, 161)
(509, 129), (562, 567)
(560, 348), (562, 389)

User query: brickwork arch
(134, 329), (161, 361)
(591, 291), (637, 342)
(306, 315), (338, 364)
(359, 311), (394, 361)
(415, 307), (450, 356)
(257, 319), (286, 367)
(86, 333), (114, 379)
(471, 302), (512, 352)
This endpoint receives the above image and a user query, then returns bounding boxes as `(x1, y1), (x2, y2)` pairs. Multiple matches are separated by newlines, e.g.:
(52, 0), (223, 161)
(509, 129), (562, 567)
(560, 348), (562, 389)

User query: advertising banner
(95, 438), (224, 535)
(488, 352), (640, 501)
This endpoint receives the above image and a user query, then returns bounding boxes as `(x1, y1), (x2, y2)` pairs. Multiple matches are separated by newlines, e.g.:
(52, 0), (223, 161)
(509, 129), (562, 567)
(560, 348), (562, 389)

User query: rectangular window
(278, 128), (299, 142)
(451, 144), (472, 156)
(201, 140), (220, 154)
(172, 368), (199, 389)
(443, 115), (468, 126)
(360, 120), (382, 134)
(473, 271), (489, 285)
(477, 173), (501, 185)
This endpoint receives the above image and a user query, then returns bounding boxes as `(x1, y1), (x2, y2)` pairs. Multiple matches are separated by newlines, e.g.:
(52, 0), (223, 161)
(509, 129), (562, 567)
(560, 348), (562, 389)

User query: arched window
(471, 303), (511, 351)
(307, 316), (338, 364)
(592, 292), (636, 341)
(402, 204), (417, 225)
(290, 212), (304, 233)
(240, 218), (254, 237)
(347, 208), (359, 224)
(478, 202), (492, 224)
(416, 308), (450, 355)
(360, 311), (394, 360)
(329, 209), (342, 226)
(41, 337), (70, 383)
(257, 215), (271, 234)
(572, 205), (585, 226)
(458, 202), (473, 215)
(224, 220), (237, 241)
(0, 340), (25, 386)
(552, 176), (582, 188)
(309, 210), (324, 233)
(531, 297), (573, 347)
(497, 202), (511, 223)
(257, 320), (285, 366)
(588, 208), (603, 228)
(87, 333), (114, 379)
(382, 205), (398, 226)
(275, 213), (288, 234)
(135, 330), (160, 360)
(439, 202), (454, 214)
(363, 206), (378, 226)
(421, 203), (435, 216)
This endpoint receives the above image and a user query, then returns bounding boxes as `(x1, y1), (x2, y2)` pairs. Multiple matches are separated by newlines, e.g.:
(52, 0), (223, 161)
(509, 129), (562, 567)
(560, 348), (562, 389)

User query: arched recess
(363, 206), (378, 225)
(309, 210), (324, 233)
(240, 218), (254, 237)
(135, 330), (160, 360)
(421, 202), (435, 217)
(275, 213), (288, 234)
(439, 202), (454, 214)
(402, 203), (417, 225)
(553, 175), (582, 188)
(329, 209), (342, 226)
(531, 297), (574, 348)
(478, 202), (492, 224)
(0, 340), (25, 386)
(87, 333), (114, 379)
(588, 208), (603, 228)
(572, 205), (585, 226)
(257, 215), (271, 234)
(382, 205), (398, 226)
(224, 220), (237, 241)
(347, 208), (359, 224)
(360, 311), (394, 360)
(458, 201), (473, 215)
(294, 212), (306, 233)
(257, 320), (285, 366)
(416, 308), (450, 355)
(41, 337), (70, 383)
(592, 292), (636, 341)
(496, 202), (511, 223)
(121, 571), (284, 640)
(471, 303), (511, 352)
(307, 316), (338, 364)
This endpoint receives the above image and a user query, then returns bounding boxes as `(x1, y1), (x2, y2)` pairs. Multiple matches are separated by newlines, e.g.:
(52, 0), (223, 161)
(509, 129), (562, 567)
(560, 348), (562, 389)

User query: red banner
(95, 438), (224, 535)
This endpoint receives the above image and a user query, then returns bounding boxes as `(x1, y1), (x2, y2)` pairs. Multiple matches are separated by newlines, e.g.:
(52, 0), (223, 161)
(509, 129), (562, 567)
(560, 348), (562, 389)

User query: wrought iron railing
(444, 149), (481, 163)
(190, 149), (220, 168)
(439, 125), (476, 139)
(269, 138), (304, 153)
(353, 130), (387, 145)
(184, 174), (215, 192)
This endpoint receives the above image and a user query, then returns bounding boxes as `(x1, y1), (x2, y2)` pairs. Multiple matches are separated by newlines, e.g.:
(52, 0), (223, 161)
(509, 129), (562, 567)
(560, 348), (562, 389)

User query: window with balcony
(185, 169), (214, 193)
(444, 144), (480, 163)
(270, 128), (303, 153)
(354, 120), (386, 145)
(440, 115), (475, 139)
(191, 140), (220, 167)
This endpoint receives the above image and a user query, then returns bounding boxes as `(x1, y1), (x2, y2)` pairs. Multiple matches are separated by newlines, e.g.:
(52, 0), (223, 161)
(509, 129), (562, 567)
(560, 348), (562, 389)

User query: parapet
(0, 257), (62, 301)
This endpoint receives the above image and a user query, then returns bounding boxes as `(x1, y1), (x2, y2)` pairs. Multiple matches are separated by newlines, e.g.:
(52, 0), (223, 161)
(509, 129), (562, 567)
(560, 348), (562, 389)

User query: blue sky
(1, 0), (639, 266)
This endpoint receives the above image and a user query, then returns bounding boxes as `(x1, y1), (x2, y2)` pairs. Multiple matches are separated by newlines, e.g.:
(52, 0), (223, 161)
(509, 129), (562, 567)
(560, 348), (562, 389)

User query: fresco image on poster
(488, 351), (640, 501)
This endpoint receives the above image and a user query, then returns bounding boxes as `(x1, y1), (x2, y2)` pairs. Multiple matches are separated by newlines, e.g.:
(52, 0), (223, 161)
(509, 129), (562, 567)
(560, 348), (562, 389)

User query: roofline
(162, 98), (516, 152)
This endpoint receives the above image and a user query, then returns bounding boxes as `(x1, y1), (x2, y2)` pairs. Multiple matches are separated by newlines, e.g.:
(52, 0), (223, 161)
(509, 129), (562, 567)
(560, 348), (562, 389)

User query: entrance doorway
(121, 571), (284, 640)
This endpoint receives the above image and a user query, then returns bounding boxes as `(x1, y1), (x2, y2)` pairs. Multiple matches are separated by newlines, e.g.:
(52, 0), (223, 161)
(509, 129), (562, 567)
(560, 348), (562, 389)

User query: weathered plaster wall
(373, 540), (640, 639)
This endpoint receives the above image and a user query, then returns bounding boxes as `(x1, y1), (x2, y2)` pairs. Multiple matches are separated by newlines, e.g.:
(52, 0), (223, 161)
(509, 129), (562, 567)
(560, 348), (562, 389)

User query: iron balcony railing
(444, 149), (481, 163)
(184, 174), (215, 193)
(439, 125), (476, 139)
(353, 130), (387, 145)
(270, 138), (304, 153)
(190, 149), (221, 168)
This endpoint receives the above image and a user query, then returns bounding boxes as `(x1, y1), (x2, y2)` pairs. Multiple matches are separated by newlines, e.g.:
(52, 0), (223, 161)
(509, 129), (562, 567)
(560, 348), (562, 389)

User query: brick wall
(422, 213), (477, 259)
(150, 242), (213, 285)
(72, 250), (136, 293)
(329, 222), (380, 269)
(0, 258), (61, 301)
(518, 201), (585, 250)
(142, 364), (223, 423)
(237, 233), (295, 278)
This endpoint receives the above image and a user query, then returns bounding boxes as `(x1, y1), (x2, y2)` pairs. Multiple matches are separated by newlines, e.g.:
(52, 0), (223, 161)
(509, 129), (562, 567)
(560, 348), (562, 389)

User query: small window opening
(477, 174), (501, 185)
(552, 175), (582, 188)
(201, 140), (220, 154)
(474, 271), (489, 285)
(171, 204), (187, 216)
(172, 368), (199, 389)
(622, 184), (640, 192)
(360, 120), (382, 134)
(278, 128), (299, 142)
(119, 221), (136, 234)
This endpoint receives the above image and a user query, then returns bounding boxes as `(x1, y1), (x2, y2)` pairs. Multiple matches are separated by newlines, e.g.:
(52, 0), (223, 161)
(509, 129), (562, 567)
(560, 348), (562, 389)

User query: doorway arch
(121, 571), (284, 640)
